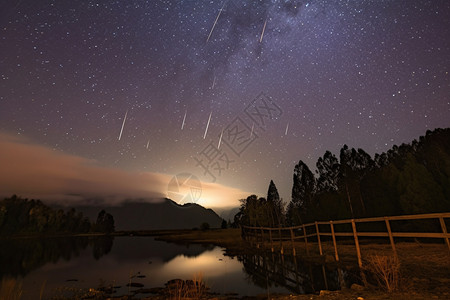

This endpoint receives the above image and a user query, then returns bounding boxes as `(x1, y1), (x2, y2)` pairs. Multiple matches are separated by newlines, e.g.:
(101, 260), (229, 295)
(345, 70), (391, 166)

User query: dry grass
(0, 278), (22, 300)
(364, 255), (400, 292)
(166, 273), (208, 299)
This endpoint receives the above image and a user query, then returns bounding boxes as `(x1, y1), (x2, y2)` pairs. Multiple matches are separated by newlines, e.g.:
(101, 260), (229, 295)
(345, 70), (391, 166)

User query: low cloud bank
(0, 133), (249, 208)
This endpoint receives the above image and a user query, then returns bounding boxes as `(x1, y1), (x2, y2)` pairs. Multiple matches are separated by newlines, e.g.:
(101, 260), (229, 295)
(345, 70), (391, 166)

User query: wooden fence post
(290, 228), (296, 256)
(351, 219), (363, 268)
(330, 221), (339, 261)
(439, 216), (450, 252)
(315, 222), (323, 256)
(384, 217), (397, 258)
(269, 229), (274, 252)
(303, 224), (309, 255)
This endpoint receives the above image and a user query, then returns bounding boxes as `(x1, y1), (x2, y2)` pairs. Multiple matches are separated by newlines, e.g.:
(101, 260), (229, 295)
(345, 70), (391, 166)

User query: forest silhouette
(236, 128), (450, 227)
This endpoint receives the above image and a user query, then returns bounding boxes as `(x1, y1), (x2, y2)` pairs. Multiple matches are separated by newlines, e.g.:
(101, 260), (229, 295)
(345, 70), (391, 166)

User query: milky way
(1, 0), (449, 205)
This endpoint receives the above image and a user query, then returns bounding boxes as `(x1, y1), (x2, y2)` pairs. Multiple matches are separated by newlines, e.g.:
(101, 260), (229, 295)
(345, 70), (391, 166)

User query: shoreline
(149, 228), (450, 300)
(2, 229), (449, 299)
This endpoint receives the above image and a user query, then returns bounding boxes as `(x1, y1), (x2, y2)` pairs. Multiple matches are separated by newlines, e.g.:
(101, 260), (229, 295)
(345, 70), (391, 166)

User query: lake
(0, 236), (355, 299)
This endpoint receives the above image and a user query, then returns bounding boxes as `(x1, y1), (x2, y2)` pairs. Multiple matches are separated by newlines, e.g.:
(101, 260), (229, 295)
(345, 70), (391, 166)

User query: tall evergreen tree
(289, 160), (316, 224)
(316, 151), (340, 193)
(339, 146), (373, 217)
(267, 180), (284, 226)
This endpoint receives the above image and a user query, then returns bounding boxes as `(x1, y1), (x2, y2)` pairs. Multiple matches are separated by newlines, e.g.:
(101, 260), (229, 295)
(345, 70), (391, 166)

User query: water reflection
(237, 251), (357, 295)
(1, 236), (357, 299)
(92, 236), (114, 260)
(0, 236), (112, 279)
(5, 237), (262, 299)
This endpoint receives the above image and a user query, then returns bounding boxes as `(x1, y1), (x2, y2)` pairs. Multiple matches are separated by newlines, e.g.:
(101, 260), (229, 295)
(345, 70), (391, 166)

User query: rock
(319, 290), (331, 296)
(351, 283), (365, 291)
(166, 278), (184, 286)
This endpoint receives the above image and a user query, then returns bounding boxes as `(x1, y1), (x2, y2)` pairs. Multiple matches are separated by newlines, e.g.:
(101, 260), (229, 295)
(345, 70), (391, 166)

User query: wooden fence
(241, 212), (450, 267)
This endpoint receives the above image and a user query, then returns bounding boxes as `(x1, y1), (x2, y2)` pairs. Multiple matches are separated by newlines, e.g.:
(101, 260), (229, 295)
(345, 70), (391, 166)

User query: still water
(0, 236), (354, 299)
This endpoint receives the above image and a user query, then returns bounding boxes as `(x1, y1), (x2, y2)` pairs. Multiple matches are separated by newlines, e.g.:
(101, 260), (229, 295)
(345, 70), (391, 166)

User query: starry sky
(1, 0), (449, 209)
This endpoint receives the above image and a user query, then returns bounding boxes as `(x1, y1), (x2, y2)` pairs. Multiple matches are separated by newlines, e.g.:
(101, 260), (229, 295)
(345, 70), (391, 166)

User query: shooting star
(218, 128), (223, 149)
(211, 76), (216, 90)
(181, 109), (187, 130)
(118, 110), (128, 141)
(203, 111), (212, 139)
(207, 2), (226, 42)
(250, 122), (254, 138)
(285, 123), (289, 135)
(146, 140), (150, 149)
(259, 17), (268, 43)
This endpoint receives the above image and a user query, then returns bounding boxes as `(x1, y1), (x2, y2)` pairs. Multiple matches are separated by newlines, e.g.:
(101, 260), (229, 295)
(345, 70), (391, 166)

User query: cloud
(0, 133), (169, 205)
(0, 133), (250, 208)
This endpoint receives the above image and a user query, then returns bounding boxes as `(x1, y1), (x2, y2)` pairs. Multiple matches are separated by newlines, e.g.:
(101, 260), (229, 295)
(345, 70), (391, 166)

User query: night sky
(1, 0), (449, 209)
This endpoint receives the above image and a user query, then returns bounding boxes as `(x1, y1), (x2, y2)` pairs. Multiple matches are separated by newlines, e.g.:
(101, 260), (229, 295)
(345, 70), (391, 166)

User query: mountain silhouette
(71, 198), (223, 230)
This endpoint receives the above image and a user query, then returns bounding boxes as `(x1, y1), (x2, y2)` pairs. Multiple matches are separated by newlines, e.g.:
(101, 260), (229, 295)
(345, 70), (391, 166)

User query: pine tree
(316, 151), (340, 193)
(289, 160), (316, 224)
(267, 180), (284, 226)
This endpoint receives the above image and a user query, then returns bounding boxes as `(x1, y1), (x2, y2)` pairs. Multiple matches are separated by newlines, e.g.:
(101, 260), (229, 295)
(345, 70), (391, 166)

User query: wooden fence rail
(241, 212), (450, 267)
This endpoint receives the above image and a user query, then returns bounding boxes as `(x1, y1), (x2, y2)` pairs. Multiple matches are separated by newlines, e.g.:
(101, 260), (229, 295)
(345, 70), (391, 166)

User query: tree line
(0, 195), (115, 235)
(235, 128), (450, 227)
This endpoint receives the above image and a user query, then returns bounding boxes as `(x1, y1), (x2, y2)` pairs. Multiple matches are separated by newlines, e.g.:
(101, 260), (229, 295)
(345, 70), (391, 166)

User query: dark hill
(72, 198), (223, 230)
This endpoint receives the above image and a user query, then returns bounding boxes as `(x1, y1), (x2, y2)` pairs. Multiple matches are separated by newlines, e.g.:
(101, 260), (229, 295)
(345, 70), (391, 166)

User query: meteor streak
(181, 110), (187, 130)
(285, 122), (289, 135)
(146, 140), (150, 149)
(218, 128), (223, 148)
(207, 2), (226, 42)
(203, 111), (212, 139)
(211, 76), (216, 89)
(260, 17), (267, 43)
(118, 110), (128, 141)
(250, 122), (254, 138)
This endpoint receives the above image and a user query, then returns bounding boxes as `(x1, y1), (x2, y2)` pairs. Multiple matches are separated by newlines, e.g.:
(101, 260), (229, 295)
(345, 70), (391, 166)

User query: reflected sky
(18, 237), (288, 299)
